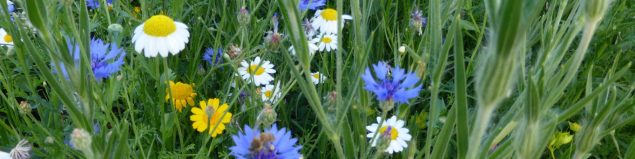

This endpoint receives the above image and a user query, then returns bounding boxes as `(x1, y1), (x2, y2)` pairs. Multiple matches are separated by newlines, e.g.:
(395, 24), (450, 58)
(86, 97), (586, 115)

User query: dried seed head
(10, 139), (31, 159)
(227, 44), (242, 59)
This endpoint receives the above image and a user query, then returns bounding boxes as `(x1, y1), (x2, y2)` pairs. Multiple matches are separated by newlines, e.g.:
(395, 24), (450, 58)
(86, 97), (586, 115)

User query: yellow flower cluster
(165, 81), (233, 137)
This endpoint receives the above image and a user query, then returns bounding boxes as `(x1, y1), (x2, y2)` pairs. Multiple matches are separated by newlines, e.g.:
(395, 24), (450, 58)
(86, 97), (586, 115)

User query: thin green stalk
(466, 105), (494, 159)
(423, 0), (443, 157)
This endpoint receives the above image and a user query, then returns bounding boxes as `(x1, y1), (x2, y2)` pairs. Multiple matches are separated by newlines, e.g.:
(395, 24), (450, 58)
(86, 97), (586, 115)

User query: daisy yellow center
(321, 9), (338, 21)
(170, 83), (194, 99)
(248, 64), (266, 75)
(312, 73), (320, 79)
(143, 15), (177, 37)
(379, 126), (399, 140)
(321, 37), (332, 43)
(3, 34), (12, 43)
(264, 90), (273, 98)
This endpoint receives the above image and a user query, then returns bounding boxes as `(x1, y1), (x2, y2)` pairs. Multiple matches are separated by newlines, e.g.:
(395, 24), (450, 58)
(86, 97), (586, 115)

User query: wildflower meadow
(1, 0), (635, 158)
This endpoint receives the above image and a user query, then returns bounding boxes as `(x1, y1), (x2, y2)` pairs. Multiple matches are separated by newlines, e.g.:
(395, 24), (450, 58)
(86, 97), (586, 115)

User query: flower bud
(258, 104), (277, 128)
(569, 122), (581, 133)
(18, 101), (31, 114)
(237, 7), (251, 26)
(264, 32), (283, 49)
(71, 128), (92, 151)
(45, 136), (55, 144)
(107, 23), (123, 33)
(398, 45), (406, 54)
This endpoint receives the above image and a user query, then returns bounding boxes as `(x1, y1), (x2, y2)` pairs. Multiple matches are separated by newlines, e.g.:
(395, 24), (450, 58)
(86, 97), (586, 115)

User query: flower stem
(466, 105), (494, 159)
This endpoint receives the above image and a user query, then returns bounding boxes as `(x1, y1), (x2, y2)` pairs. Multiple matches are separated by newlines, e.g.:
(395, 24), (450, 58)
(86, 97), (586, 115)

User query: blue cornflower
(298, 0), (326, 11)
(53, 38), (125, 80)
(7, 0), (15, 13)
(361, 61), (422, 104)
(202, 48), (223, 66)
(410, 9), (427, 35)
(230, 124), (302, 159)
(86, 0), (113, 9)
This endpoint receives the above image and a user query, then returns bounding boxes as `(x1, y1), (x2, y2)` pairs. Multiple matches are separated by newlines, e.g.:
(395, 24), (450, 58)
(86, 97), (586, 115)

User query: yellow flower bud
(569, 122), (581, 133)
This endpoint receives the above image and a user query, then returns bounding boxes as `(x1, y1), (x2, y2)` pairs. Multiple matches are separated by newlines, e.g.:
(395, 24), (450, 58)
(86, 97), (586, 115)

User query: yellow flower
(190, 98), (232, 138)
(569, 121), (581, 133)
(165, 81), (196, 112)
(549, 131), (573, 149)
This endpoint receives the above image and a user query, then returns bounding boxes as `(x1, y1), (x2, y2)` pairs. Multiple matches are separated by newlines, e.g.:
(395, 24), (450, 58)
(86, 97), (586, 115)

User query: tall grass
(0, 0), (633, 158)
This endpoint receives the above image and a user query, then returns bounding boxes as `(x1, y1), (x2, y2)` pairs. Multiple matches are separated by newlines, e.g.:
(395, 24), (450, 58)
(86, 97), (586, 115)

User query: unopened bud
(264, 32), (283, 49)
(107, 24), (123, 33)
(71, 128), (92, 151)
(237, 7), (251, 26)
(197, 65), (206, 75)
(398, 45), (406, 54)
(258, 104), (277, 127)
(569, 122), (582, 133)
(45, 136), (55, 144)
(18, 101), (31, 114)
(133, 6), (141, 14)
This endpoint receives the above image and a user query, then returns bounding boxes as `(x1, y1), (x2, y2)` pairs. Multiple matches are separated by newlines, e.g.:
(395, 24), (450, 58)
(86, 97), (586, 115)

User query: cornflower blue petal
(7, 4), (14, 13)
(361, 68), (378, 90)
(394, 85), (423, 103)
(86, 0), (113, 9)
(298, 0), (326, 11)
(373, 61), (389, 80)
(390, 67), (406, 85)
(203, 48), (224, 66)
(400, 72), (420, 88)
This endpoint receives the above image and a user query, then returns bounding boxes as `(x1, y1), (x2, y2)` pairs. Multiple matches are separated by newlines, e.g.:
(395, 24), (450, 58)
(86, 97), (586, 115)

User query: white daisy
(0, 151), (8, 158)
(310, 72), (326, 84)
(311, 8), (352, 35)
(288, 41), (318, 56)
(0, 28), (14, 46)
(132, 15), (190, 57)
(260, 82), (282, 102)
(366, 116), (412, 154)
(311, 33), (338, 52)
(238, 56), (275, 86)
